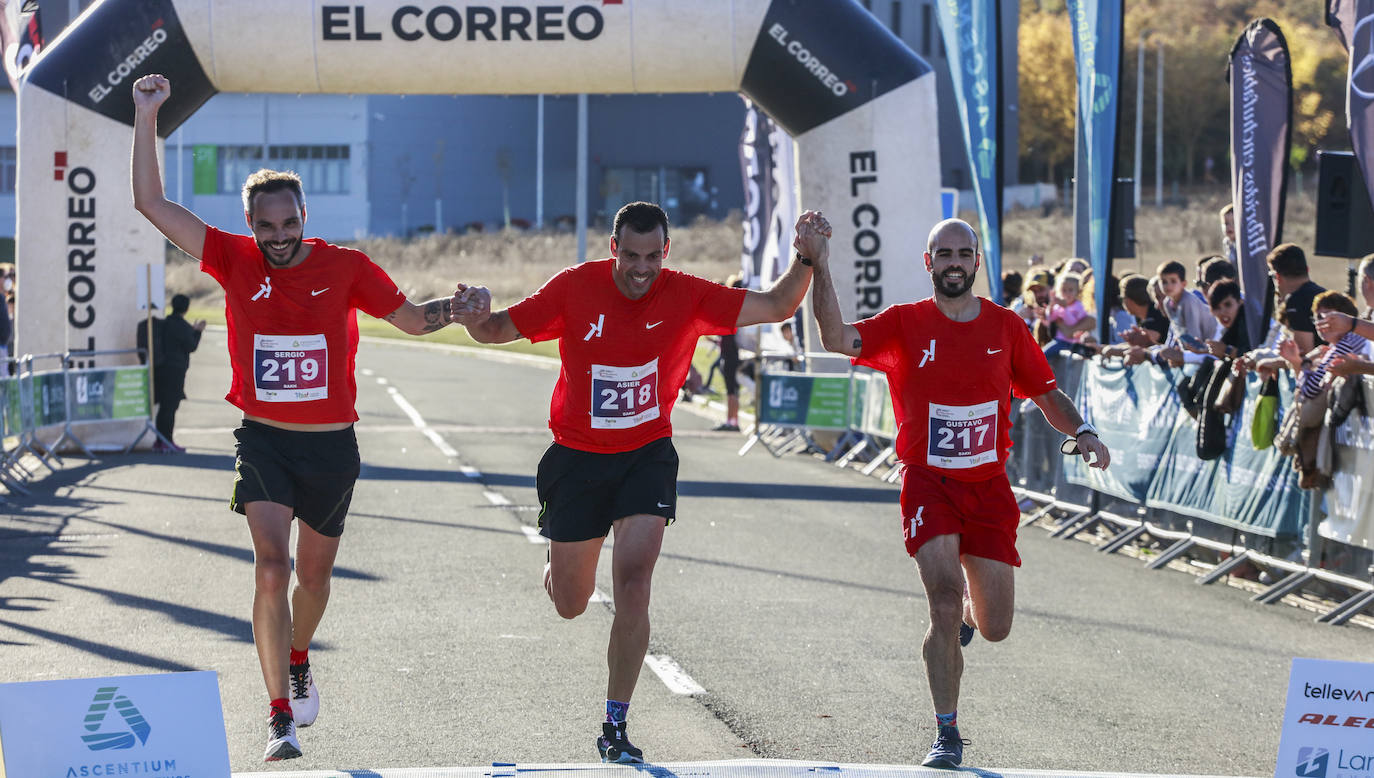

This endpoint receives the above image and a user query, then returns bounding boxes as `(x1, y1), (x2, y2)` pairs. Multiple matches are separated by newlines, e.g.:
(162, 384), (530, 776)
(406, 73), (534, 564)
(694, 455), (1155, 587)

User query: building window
(201, 144), (351, 197)
(601, 166), (712, 227)
(891, 1), (903, 38)
(0, 147), (15, 194)
(922, 3), (933, 57)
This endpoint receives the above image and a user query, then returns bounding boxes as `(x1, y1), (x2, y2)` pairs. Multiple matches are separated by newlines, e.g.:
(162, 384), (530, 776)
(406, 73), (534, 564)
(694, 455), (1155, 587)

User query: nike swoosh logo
(645, 321), (663, 329)
(657, 502), (671, 508)
(987, 348), (1002, 354)
(311, 288), (330, 296)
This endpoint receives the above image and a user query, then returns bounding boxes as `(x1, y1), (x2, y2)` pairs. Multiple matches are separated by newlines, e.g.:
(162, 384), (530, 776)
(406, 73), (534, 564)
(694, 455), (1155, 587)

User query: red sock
(269, 698), (292, 718)
(290, 647), (309, 666)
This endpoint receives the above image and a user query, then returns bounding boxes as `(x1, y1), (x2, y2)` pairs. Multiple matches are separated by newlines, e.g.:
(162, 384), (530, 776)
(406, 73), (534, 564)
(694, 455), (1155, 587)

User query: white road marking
(484, 490), (511, 506)
(388, 386), (459, 458)
(589, 588), (612, 604)
(643, 654), (706, 695)
(519, 525), (546, 544)
(459, 465), (483, 479)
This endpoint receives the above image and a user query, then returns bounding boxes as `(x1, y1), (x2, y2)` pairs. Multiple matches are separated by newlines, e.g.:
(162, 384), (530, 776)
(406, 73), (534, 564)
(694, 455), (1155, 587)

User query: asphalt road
(1, 330), (1369, 776)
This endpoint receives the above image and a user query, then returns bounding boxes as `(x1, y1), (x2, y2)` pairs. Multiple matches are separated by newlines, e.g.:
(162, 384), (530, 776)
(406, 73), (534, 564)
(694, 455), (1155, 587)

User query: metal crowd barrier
(739, 351), (1374, 626)
(0, 348), (156, 497)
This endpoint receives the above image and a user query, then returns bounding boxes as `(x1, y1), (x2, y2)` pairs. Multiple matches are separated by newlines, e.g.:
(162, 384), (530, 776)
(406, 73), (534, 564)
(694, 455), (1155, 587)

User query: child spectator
(1158, 260), (1218, 344)
(1044, 272), (1096, 358)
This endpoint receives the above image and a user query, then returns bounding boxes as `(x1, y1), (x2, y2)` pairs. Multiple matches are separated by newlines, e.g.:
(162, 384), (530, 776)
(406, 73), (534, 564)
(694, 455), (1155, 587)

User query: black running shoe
(959, 622), (976, 647)
(597, 722), (644, 764)
(920, 724), (968, 769)
(263, 709), (301, 761)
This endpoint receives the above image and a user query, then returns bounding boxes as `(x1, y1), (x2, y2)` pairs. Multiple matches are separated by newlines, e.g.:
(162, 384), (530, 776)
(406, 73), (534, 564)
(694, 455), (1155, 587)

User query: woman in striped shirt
(1281, 291), (1370, 399)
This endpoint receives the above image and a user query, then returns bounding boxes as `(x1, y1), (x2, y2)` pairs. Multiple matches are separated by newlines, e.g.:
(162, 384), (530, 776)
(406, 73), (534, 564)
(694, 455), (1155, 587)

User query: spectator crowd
(1002, 204), (1374, 489)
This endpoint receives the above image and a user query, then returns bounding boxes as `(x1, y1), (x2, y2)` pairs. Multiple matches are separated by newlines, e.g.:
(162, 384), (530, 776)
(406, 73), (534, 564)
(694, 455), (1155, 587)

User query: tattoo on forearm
(419, 299), (452, 332)
(852, 338), (862, 350)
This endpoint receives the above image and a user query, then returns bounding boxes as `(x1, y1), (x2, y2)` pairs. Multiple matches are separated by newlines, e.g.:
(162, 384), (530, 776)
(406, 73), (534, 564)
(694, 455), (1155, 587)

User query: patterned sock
(289, 647), (309, 666)
(936, 710), (958, 729)
(269, 698), (292, 719)
(605, 699), (630, 725)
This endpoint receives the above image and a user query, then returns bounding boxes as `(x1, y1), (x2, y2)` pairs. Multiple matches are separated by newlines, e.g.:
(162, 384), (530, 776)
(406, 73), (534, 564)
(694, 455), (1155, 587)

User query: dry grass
(1000, 185), (1352, 294)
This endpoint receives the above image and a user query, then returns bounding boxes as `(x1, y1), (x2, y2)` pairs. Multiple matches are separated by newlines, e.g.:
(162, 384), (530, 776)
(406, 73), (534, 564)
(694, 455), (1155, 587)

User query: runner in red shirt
(454, 201), (827, 763)
(809, 218), (1110, 769)
(132, 75), (465, 762)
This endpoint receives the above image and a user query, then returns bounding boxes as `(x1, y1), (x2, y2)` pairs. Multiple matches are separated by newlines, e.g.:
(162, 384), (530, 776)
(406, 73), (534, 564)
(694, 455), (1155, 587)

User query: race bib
(927, 400), (998, 469)
(253, 334), (328, 402)
(590, 359), (659, 429)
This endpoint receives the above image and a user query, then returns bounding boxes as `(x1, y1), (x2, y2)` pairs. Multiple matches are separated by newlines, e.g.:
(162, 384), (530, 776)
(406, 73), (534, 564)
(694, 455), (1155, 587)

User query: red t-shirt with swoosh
(199, 226), (404, 424)
(853, 297), (1057, 481)
(508, 258), (746, 454)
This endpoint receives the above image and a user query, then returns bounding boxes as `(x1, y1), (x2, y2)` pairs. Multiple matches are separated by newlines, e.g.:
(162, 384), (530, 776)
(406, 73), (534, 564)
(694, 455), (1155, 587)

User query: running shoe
(920, 724), (968, 769)
(289, 662), (319, 727)
(712, 422), (741, 432)
(264, 709), (302, 761)
(959, 621), (976, 647)
(597, 722), (644, 764)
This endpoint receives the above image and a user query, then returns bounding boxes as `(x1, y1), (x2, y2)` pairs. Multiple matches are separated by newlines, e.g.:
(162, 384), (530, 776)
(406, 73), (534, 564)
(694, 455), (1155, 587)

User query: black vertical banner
(1328, 0), (1374, 238)
(739, 98), (775, 287)
(1228, 19), (1291, 348)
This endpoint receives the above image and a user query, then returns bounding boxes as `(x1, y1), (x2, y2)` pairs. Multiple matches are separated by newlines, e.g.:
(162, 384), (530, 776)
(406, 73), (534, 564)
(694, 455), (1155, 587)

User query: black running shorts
(230, 420), (362, 538)
(536, 437), (679, 542)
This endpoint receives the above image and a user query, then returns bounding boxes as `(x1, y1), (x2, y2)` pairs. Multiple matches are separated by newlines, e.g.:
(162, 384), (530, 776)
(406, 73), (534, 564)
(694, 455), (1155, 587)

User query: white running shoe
(289, 663), (320, 727)
(264, 710), (301, 761)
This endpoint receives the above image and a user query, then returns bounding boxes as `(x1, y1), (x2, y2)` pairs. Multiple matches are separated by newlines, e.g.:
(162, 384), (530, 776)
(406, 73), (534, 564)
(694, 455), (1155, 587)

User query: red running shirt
(508, 259), (746, 454)
(200, 227), (404, 424)
(853, 298), (1057, 481)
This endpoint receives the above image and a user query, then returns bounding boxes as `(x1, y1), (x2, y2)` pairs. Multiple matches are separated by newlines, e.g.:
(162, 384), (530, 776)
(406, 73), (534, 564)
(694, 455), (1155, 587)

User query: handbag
(1211, 359), (1246, 415)
(1251, 375), (1280, 450)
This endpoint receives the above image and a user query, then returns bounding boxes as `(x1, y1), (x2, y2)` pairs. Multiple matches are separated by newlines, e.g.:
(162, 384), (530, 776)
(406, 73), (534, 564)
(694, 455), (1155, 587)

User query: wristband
(1075, 422), (1098, 438)
(794, 250), (813, 267)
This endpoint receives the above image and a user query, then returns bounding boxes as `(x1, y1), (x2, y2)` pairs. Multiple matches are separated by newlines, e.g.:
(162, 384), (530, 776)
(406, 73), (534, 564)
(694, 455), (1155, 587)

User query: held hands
(448, 283), (491, 325)
(792, 210), (831, 264)
(132, 74), (171, 111)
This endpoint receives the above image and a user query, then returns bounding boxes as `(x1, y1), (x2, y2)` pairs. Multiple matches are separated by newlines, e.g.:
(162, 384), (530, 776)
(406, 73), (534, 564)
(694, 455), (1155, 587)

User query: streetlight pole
(1134, 32), (1145, 210)
(1155, 40), (1164, 207)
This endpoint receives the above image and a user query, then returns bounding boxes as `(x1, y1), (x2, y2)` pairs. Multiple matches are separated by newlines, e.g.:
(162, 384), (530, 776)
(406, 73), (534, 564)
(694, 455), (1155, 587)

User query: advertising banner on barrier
(0, 378), (14, 439)
(1323, 377), (1374, 549)
(1274, 657), (1374, 778)
(0, 670), (230, 777)
(34, 371), (66, 427)
(848, 370), (871, 434)
(67, 367), (150, 422)
(1065, 360), (1182, 503)
(758, 372), (850, 430)
(862, 373), (898, 439)
(1144, 369), (1306, 538)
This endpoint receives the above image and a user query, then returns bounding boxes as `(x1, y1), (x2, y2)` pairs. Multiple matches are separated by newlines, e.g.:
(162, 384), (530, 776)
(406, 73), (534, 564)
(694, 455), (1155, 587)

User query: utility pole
(1155, 40), (1164, 207)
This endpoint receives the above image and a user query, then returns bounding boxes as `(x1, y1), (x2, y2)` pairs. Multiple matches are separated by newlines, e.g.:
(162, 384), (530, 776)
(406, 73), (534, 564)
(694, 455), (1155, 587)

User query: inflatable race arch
(16, 0), (942, 363)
